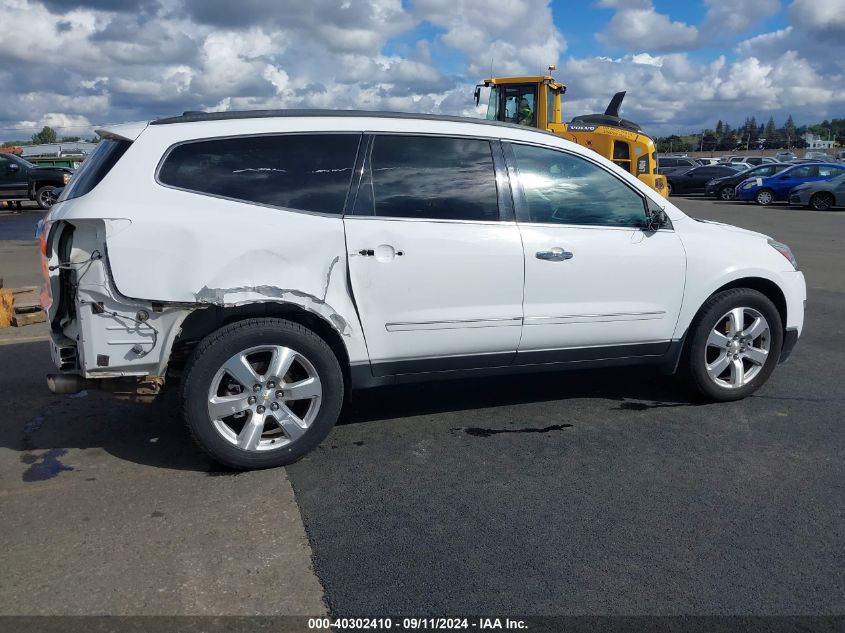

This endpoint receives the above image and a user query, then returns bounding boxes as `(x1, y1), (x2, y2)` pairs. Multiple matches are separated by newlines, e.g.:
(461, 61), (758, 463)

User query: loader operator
(517, 98), (534, 126)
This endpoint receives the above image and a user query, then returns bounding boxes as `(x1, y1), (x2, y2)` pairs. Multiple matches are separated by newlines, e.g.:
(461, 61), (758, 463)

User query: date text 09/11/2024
(306, 617), (528, 630)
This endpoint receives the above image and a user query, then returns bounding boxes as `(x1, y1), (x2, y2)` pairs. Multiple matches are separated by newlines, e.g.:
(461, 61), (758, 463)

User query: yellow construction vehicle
(474, 68), (667, 197)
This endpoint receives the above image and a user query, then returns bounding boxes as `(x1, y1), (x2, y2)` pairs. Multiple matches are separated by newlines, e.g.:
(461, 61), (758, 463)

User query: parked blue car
(735, 162), (845, 205)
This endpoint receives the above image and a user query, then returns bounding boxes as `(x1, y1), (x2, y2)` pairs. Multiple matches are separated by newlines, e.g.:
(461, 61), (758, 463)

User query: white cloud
(414, 0), (567, 77)
(789, 0), (845, 36)
(597, 2), (698, 52)
(702, 0), (780, 34)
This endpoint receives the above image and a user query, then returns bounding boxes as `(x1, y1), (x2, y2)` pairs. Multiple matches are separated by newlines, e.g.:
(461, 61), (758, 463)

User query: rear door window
(358, 135), (500, 222)
(158, 133), (360, 214)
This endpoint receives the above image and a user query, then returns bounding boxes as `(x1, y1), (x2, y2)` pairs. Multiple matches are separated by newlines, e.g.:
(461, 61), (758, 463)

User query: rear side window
(360, 135), (500, 222)
(819, 165), (844, 177)
(158, 134), (360, 214)
(59, 139), (131, 202)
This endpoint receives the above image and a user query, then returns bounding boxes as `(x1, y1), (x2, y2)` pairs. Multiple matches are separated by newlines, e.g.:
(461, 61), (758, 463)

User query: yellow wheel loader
(474, 71), (668, 197)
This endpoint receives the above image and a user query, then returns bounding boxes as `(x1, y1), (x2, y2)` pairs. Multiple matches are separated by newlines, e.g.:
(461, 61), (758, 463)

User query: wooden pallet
(0, 285), (45, 328)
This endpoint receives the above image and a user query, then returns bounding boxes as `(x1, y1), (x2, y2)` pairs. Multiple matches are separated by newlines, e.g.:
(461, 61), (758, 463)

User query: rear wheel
(755, 188), (774, 206)
(182, 318), (344, 470)
(810, 192), (835, 211)
(718, 185), (735, 201)
(681, 288), (783, 401)
(35, 186), (56, 210)
(666, 182), (673, 196)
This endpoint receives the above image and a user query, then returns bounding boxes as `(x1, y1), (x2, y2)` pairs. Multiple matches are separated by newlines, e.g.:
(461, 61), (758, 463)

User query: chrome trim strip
(524, 311), (665, 325)
(385, 317), (522, 332)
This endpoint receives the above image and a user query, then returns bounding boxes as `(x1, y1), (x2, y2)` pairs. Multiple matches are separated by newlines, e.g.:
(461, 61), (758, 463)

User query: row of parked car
(657, 152), (845, 210)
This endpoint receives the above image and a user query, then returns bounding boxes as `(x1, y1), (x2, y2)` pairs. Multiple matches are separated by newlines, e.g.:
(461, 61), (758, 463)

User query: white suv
(41, 111), (806, 469)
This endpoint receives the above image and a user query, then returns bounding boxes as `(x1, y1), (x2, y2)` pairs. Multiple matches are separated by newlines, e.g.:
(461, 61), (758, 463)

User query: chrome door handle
(535, 247), (573, 261)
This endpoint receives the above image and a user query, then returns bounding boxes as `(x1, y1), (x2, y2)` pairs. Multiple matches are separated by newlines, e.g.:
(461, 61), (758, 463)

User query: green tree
(31, 126), (57, 144)
(60, 135), (81, 142)
(715, 120), (724, 137)
(764, 116), (776, 140)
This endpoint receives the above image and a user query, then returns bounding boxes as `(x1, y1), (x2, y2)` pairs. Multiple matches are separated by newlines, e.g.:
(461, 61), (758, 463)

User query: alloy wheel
(756, 190), (773, 205)
(811, 192), (834, 211)
(38, 188), (55, 208)
(704, 307), (771, 389)
(207, 345), (322, 451)
(719, 186), (735, 201)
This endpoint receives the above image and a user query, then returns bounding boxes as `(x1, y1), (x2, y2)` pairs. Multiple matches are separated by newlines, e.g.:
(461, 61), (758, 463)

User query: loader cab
(476, 76), (564, 133)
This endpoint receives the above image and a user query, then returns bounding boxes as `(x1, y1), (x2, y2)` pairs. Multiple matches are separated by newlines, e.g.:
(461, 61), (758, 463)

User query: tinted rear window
(359, 135), (500, 222)
(158, 134), (360, 214)
(58, 139), (131, 202)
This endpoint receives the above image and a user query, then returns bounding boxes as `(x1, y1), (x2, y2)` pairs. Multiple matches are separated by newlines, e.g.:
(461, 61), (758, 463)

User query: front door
(505, 142), (687, 363)
(0, 155), (28, 199)
(345, 134), (524, 376)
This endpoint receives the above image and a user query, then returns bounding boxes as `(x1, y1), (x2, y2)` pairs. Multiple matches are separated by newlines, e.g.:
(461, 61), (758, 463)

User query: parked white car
(40, 111), (806, 469)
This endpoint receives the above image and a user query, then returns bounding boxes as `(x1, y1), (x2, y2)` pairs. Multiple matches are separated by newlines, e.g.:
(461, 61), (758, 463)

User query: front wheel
(666, 182), (673, 196)
(182, 318), (344, 470)
(755, 188), (775, 206)
(718, 185), (735, 201)
(35, 186), (56, 210)
(810, 192), (835, 211)
(681, 288), (783, 401)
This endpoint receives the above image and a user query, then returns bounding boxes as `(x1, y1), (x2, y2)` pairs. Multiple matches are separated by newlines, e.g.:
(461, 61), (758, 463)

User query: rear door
(772, 165), (817, 199)
(344, 134), (524, 376)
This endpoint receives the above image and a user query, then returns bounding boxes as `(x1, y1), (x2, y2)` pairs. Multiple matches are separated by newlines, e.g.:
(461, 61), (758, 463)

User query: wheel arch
(31, 180), (58, 196)
(712, 277), (787, 329)
(668, 276), (789, 376)
(171, 301), (352, 393)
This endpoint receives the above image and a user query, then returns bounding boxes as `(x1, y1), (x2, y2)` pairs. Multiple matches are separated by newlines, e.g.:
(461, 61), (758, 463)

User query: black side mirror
(473, 86), (481, 107)
(644, 206), (669, 231)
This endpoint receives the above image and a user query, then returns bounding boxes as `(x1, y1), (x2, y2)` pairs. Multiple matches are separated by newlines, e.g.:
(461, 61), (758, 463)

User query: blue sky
(0, 0), (843, 140)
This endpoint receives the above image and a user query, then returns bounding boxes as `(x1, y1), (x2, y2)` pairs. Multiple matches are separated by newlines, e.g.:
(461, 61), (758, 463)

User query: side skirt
(350, 341), (680, 390)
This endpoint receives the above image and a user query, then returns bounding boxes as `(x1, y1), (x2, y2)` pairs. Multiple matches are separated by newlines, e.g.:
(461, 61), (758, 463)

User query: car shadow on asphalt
(338, 365), (699, 426)
(2, 340), (700, 474)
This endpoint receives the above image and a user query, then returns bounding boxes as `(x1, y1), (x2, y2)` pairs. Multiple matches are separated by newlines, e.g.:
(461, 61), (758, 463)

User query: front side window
(158, 134), (360, 214)
(511, 143), (646, 228)
(751, 165), (778, 177)
(363, 135), (500, 222)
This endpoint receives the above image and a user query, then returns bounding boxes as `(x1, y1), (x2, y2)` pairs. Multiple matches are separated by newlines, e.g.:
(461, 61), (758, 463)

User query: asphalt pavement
(0, 197), (842, 618)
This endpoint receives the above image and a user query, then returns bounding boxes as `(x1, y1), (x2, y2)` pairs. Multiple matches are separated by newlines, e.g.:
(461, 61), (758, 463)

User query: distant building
(803, 132), (835, 150)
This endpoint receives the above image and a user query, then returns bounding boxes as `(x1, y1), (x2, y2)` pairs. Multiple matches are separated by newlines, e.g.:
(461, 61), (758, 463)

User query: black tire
(35, 185), (56, 210)
(666, 182), (673, 196)
(718, 185), (735, 201)
(755, 188), (775, 206)
(810, 192), (835, 211)
(182, 318), (344, 470)
(680, 288), (783, 402)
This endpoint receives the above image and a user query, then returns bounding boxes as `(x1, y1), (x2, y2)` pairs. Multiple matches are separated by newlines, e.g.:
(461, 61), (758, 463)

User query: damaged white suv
(41, 110), (806, 469)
